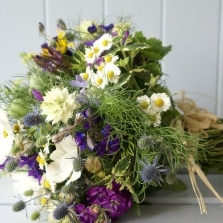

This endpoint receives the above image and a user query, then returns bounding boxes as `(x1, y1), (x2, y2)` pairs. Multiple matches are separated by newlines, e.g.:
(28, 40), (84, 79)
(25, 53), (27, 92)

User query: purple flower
(74, 204), (102, 223)
(100, 23), (114, 32)
(19, 154), (43, 183)
(87, 181), (132, 220)
(87, 24), (97, 34)
(75, 132), (88, 150)
(32, 89), (43, 101)
(70, 75), (89, 88)
(123, 30), (130, 44)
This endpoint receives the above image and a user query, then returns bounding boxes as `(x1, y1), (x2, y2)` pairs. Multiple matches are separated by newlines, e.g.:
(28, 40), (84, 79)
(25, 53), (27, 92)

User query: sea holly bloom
(0, 109), (14, 165)
(150, 93), (171, 112)
(47, 135), (81, 185)
(137, 95), (151, 111)
(40, 87), (80, 124)
(139, 156), (167, 186)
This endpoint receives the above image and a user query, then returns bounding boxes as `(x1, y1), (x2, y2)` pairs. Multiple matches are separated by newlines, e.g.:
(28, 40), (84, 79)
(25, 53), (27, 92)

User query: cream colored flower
(47, 135), (81, 185)
(150, 93), (171, 112)
(40, 87), (79, 124)
(0, 109), (14, 165)
(94, 33), (112, 51)
(104, 63), (121, 83)
(137, 95), (151, 111)
(91, 72), (108, 89)
(147, 110), (161, 127)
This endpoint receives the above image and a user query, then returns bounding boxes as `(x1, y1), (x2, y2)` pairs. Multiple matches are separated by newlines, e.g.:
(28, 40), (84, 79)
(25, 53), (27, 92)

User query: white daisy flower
(84, 47), (97, 64)
(94, 33), (112, 51)
(91, 72), (108, 89)
(150, 93), (171, 112)
(40, 87), (80, 124)
(137, 95), (151, 111)
(104, 63), (121, 83)
(80, 66), (94, 81)
(46, 135), (81, 185)
(36, 150), (46, 170)
(103, 54), (119, 64)
(147, 110), (161, 127)
(0, 109), (14, 165)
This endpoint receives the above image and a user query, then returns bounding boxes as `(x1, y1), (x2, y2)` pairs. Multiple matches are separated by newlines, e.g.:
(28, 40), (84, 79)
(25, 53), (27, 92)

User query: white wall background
(0, 1), (223, 222)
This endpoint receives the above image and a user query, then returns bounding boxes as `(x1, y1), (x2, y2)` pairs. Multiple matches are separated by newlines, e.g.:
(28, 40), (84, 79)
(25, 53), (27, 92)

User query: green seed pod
(73, 157), (85, 172)
(38, 22), (45, 34)
(11, 145), (21, 155)
(57, 18), (67, 30)
(30, 211), (41, 221)
(23, 189), (34, 197)
(12, 200), (26, 212)
(5, 159), (19, 172)
(61, 184), (76, 195)
(35, 136), (47, 147)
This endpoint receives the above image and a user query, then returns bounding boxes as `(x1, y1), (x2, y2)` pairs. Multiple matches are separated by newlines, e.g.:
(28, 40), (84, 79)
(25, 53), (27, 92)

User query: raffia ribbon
(175, 91), (223, 133)
(175, 91), (223, 213)
(188, 153), (223, 214)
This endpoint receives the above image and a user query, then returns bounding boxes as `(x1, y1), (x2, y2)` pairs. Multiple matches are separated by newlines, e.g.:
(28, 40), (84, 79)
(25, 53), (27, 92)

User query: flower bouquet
(0, 18), (223, 223)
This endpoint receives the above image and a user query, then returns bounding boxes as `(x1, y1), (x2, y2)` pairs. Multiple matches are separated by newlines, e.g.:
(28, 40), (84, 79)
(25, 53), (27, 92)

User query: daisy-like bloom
(84, 47), (98, 64)
(0, 109), (14, 165)
(150, 93), (171, 112)
(36, 150), (46, 170)
(147, 110), (161, 127)
(136, 95), (151, 111)
(94, 33), (113, 52)
(80, 66), (94, 82)
(40, 87), (80, 124)
(139, 156), (167, 186)
(103, 54), (119, 64)
(91, 72), (108, 89)
(104, 63), (121, 83)
(46, 135), (81, 185)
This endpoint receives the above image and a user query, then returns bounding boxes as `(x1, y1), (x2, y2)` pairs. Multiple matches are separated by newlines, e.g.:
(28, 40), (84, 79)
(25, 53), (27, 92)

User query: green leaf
(112, 72), (131, 89)
(117, 57), (129, 67)
(162, 179), (187, 192)
(123, 43), (148, 51)
(112, 156), (131, 176)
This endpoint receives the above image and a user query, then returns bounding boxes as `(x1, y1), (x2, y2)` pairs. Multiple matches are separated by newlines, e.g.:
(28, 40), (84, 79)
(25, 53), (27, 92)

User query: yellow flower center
(36, 155), (45, 166)
(102, 39), (109, 47)
(82, 72), (89, 80)
(97, 65), (104, 72)
(93, 47), (99, 54)
(104, 55), (112, 63)
(44, 180), (51, 189)
(96, 77), (103, 86)
(3, 129), (8, 138)
(13, 123), (20, 133)
(155, 98), (164, 107)
(149, 114), (157, 122)
(107, 70), (114, 79)
(140, 101), (149, 109)
(40, 197), (48, 205)
(87, 51), (94, 58)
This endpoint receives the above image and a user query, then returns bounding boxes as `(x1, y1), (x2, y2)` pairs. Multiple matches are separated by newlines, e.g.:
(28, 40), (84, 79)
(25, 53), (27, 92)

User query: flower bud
(38, 22), (45, 34)
(29, 74), (48, 92)
(7, 99), (29, 118)
(36, 136), (47, 147)
(85, 156), (102, 173)
(30, 211), (41, 221)
(11, 145), (21, 155)
(24, 189), (34, 197)
(12, 200), (26, 212)
(57, 18), (67, 30)
(5, 159), (19, 172)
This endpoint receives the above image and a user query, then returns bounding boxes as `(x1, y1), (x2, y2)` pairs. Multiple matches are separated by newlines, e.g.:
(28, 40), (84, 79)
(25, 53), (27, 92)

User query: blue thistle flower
(53, 203), (69, 220)
(139, 156), (167, 186)
(23, 112), (44, 127)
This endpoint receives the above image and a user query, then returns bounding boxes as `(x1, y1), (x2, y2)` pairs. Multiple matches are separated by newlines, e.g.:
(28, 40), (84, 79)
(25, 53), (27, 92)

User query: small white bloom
(80, 66), (94, 81)
(47, 135), (81, 185)
(40, 87), (80, 124)
(104, 63), (121, 83)
(103, 54), (119, 64)
(0, 109), (14, 165)
(150, 93), (171, 112)
(94, 33), (112, 51)
(84, 47), (97, 64)
(137, 95), (151, 111)
(36, 150), (46, 170)
(147, 110), (161, 127)
(91, 72), (108, 89)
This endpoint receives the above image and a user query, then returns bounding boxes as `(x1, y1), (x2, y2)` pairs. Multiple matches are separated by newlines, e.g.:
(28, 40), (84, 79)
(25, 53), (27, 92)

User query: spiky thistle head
(23, 112), (44, 127)
(139, 156), (167, 186)
(73, 157), (85, 172)
(53, 203), (69, 220)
